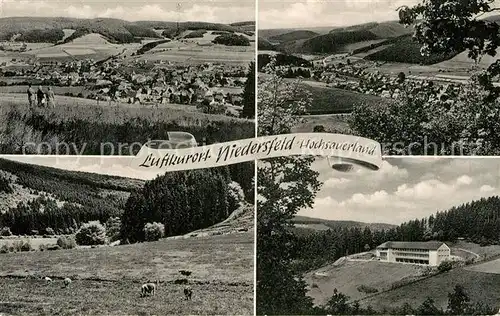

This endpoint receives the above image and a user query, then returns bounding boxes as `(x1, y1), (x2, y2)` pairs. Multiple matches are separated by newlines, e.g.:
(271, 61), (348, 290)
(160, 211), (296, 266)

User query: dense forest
(120, 167), (239, 242)
(0, 159), (248, 237)
(292, 196), (500, 273)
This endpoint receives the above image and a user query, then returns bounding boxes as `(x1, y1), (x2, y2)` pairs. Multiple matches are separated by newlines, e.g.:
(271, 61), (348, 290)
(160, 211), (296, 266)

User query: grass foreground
(0, 232), (254, 315)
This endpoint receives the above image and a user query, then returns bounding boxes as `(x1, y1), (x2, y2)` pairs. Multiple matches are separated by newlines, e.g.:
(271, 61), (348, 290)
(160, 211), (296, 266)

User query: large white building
(375, 241), (451, 267)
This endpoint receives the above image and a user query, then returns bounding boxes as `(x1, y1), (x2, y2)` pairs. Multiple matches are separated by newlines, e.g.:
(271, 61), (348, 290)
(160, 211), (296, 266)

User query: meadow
(305, 261), (429, 305)
(0, 94), (254, 155)
(302, 82), (389, 115)
(0, 232), (254, 315)
(358, 266), (500, 311)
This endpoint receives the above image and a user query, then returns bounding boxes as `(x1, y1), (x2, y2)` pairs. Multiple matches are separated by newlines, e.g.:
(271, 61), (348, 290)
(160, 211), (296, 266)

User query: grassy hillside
(0, 232), (253, 315)
(364, 34), (462, 65)
(0, 159), (144, 214)
(0, 94), (254, 155)
(268, 30), (318, 43)
(268, 21), (413, 55)
(258, 37), (277, 50)
(292, 215), (396, 232)
(358, 266), (500, 312)
(305, 261), (429, 305)
(302, 83), (391, 115)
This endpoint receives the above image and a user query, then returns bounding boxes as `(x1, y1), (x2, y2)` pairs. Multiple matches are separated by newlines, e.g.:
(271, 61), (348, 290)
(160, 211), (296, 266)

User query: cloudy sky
(258, 0), (416, 29)
(300, 157), (500, 225)
(0, 0), (255, 23)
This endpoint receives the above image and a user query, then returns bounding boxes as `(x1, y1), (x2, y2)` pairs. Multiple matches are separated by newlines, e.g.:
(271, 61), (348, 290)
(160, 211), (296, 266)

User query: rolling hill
(0, 17), (255, 44)
(259, 21), (413, 55)
(268, 30), (318, 43)
(0, 157), (143, 215)
(292, 215), (396, 232)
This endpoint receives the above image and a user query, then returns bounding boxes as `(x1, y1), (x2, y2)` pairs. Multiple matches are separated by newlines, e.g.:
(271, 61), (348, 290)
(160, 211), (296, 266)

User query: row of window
(391, 248), (430, 253)
(395, 258), (429, 264)
(394, 253), (429, 258)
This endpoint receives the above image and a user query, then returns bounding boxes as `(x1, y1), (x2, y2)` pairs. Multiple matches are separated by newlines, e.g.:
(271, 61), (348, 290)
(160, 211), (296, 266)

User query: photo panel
(257, 155), (500, 315)
(0, 1), (256, 315)
(257, 0), (500, 156)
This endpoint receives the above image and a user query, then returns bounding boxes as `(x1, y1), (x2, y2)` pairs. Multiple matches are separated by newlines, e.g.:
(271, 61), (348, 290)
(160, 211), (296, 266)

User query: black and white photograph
(258, 0), (500, 156)
(0, 0), (255, 156)
(0, 153), (254, 315)
(0, 0), (255, 315)
(258, 156), (500, 315)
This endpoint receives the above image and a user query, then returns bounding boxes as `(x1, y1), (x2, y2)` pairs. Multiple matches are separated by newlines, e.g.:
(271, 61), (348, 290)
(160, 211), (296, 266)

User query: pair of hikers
(27, 85), (55, 108)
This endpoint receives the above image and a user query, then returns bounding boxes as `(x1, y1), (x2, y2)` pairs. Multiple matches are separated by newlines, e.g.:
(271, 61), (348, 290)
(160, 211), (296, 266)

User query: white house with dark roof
(376, 241), (450, 266)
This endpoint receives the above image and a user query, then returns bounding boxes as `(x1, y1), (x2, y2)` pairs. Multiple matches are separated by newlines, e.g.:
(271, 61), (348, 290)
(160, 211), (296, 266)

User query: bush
(12, 240), (31, 252)
(357, 284), (378, 294)
(47, 244), (61, 251)
(0, 227), (12, 236)
(105, 217), (121, 243)
(57, 235), (76, 249)
(38, 243), (47, 251)
(0, 244), (9, 253)
(144, 222), (165, 242)
(0, 174), (13, 194)
(75, 221), (107, 246)
(438, 260), (453, 273)
(228, 181), (245, 210)
(45, 227), (55, 235)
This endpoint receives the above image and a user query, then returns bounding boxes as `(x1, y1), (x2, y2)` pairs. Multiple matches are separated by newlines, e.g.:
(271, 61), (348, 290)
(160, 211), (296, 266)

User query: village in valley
(0, 19), (255, 118)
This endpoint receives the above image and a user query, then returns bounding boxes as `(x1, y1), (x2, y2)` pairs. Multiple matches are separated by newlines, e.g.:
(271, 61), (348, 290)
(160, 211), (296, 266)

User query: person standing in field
(37, 86), (45, 107)
(47, 87), (55, 108)
(27, 84), (35, 107)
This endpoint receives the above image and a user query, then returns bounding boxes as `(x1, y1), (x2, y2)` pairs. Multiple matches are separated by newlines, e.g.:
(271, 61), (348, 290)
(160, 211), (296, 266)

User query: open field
(466, 258), (500, 274)
(450, 241), (500, 260)
(0, 93), (245, 123)
(0, 237), (58, 248)
(0, 94), (254, 155)
(301, 81), (390, 115)
(293, 114), (352, 134)
(358, 267), (500, 311)
(137, 44), (254, 66)
(0, 232), (253, 315)
(305, 261), (429, 305)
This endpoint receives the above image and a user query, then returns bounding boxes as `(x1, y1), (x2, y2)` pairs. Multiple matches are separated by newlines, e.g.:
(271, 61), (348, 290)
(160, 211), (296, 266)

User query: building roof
(376, 241), (447, 250)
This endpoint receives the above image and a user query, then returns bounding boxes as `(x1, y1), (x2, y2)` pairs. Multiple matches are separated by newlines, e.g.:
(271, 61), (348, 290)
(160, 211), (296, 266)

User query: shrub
(45, 227), (55, 235)
(357, 284), (378, 294)
(0, 244), (9, 253)
(47, 244), (61, 251)
(144, 222), (165, 242)
(438, 260), (453, 273)
(0, 174), (13, 194)
(105, 217), (121, 242)
(75, 221), (107, 246)
(228, 181), (245, 210)
(38, 243), (47, 251)
(12, 240), (31, 252)
(0, 227), (12, 236)
(57, 235), (76, 249)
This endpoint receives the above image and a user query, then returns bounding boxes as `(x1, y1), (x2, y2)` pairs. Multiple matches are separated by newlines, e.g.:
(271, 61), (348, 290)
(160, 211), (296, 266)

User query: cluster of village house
(0, 57), (247, 107)
(316, 62), (460, 101)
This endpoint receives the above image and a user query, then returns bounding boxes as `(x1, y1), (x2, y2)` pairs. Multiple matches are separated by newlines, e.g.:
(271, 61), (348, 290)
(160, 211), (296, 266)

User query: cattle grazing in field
(141, 280), (159, 297)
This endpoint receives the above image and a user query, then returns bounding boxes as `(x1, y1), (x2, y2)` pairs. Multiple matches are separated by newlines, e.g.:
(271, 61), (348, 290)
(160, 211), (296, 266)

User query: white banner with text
(135, 133), (383, 172)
